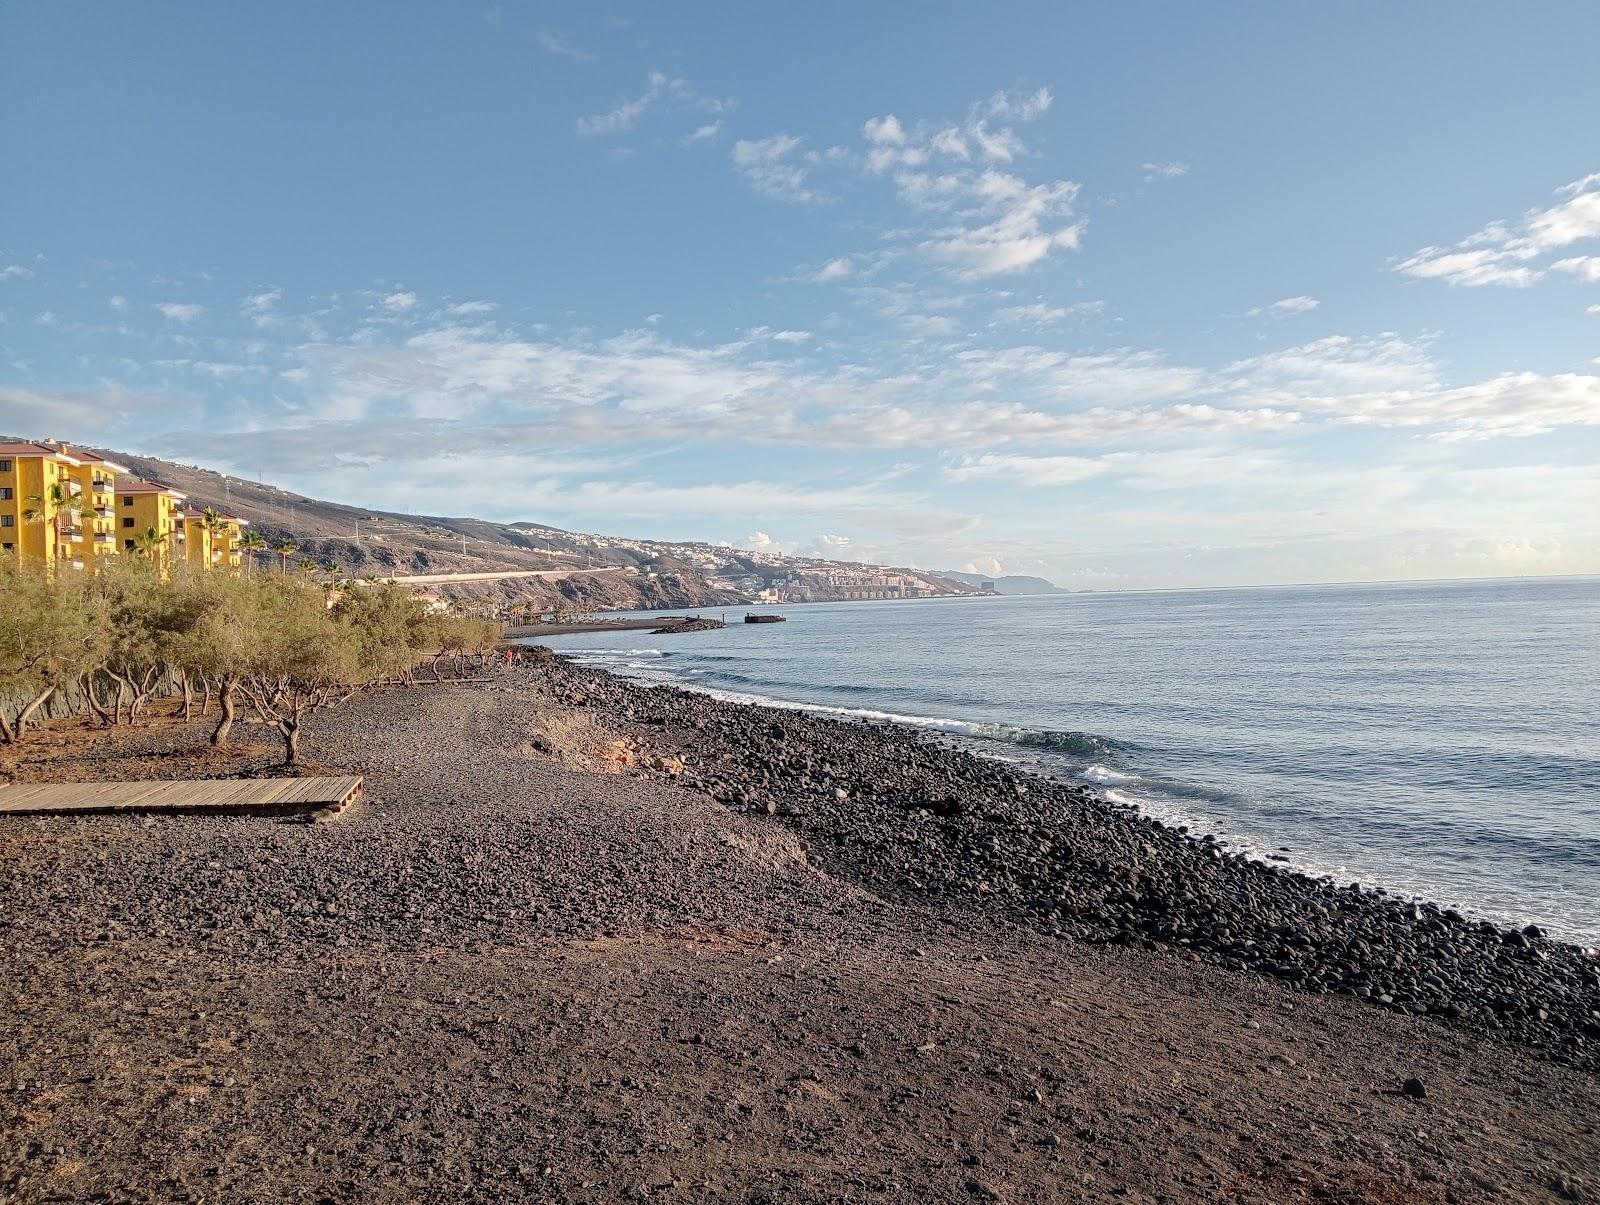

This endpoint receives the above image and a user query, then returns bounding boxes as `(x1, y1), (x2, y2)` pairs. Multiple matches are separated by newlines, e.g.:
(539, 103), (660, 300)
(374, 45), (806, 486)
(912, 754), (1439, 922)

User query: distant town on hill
(18, 439), (986, 613)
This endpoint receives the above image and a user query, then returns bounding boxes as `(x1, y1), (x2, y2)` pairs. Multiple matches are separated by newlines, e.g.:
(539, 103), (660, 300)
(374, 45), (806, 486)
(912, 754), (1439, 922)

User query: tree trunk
(0, 708), (15, 745)
(180, 672), (194, 721)
(210, 676), (238, 748)
(200, 676), (212, 718)
(15, 685), (56, 738)
(280, 716), (302, 766)
(82, 673), (113, 727)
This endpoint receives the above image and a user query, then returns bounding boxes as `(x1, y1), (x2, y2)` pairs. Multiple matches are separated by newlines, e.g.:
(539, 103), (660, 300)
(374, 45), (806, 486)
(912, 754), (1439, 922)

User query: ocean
(530, 577), (1600, 945)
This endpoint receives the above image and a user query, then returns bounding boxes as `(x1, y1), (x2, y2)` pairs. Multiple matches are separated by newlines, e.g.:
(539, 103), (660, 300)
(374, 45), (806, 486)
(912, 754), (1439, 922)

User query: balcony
(62, 524), (84, 540)
(94, 505), (112, 518)
(92, 478), (113, 492)
(94, 532), (115, 544)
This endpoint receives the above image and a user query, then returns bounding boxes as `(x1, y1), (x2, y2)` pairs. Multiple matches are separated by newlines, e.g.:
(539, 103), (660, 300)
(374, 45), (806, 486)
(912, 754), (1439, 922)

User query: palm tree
(297, 557), (318, 576)
(321, 558), (338, 575)
(271, 537), (297, 573)
(22, 480), (83, 541)
(130, 525), (169, 563)
(200, 506), (227, 554)
(239, 529), (268, 571)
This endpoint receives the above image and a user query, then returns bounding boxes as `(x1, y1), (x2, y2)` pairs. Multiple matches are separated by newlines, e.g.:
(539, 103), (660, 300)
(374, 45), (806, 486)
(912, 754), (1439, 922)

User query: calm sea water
(532, 578), (1600, 945)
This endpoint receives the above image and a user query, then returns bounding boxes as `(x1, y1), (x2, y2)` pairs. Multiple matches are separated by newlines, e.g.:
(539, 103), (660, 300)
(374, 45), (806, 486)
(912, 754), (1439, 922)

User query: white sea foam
(1083, 763), (1135, 783)
(560, 648), (665, 658)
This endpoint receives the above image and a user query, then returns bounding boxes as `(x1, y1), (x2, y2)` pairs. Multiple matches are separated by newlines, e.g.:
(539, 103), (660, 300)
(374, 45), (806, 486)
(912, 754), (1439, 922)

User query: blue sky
(3, 3), (1598, 588)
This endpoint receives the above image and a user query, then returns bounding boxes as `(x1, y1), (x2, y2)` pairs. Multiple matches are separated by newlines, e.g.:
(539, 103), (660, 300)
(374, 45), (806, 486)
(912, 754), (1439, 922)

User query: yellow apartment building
(180, 507), (249, 572)
(0, 440), (129, 572)
(116, 478), (188, 572)
(65, 447), (130, 570)
(3, 439), (248, 578)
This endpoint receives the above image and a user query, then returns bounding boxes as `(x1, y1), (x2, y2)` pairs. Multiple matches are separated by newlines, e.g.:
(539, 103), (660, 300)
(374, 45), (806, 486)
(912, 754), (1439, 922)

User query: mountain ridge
(17, 438), (978, 612)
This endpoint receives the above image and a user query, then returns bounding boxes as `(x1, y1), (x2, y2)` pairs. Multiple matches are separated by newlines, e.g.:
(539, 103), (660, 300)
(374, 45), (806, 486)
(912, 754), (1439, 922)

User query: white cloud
(731, 134), (829, 203)
(242, 289), (282, 325)
(1552, 256), (1600, 283)
(814, 257), (854, 281)
(740, 87), (1083, 279)
(1395, 171), (1600, 287)
(921, 172), (1083, 277)
(381, 291), (418, 312)
(684, 121), (723, 144)
(447, 300), (497, 315)
(108, 295), (128, 311)
(1226, 333), (1436, 397)
(991, 300), (1102, 324)
(863, 114), (907, 145)
(769, 329), (812, 343)
(577, 71), (734, 137)
(0, 383), (202, 433)
(948, 448), (1281, 491)
(156, 301), (205, 323)
(156, 358), (267, 379)
(1393, 246), (1539, 288)
(0, 264), (34, 281)
(896, 313), (962, 338)
(537, 30), (594, 60)
(948, 453), (1111, 486)
(1142, 161), (1189, 180)
(977, 86), (1053, 122)
(1294, 371), (1600, 441)
(1248, 295), (1320, 318)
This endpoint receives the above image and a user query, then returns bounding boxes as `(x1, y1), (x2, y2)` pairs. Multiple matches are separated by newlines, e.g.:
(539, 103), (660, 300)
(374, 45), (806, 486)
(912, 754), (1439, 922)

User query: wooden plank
(0, 775), (365, 817)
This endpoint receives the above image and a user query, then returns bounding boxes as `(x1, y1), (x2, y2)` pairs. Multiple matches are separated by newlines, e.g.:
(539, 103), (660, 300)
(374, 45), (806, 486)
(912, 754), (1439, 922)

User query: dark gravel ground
(557, 658), (1600, 1070)
(1, 658), (1597, 1203)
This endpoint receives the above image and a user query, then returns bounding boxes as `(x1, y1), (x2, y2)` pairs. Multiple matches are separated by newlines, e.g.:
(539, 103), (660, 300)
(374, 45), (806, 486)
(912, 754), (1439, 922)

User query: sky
(2, 3), (1599, 589)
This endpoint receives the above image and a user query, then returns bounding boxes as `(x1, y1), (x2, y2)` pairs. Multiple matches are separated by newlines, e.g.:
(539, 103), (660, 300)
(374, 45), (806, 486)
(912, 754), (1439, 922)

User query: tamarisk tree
(0, 559), (106, 743)
(234, 577), (374, 766)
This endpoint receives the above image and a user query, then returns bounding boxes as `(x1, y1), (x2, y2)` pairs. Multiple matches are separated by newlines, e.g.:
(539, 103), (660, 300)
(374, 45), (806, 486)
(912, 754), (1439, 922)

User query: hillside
(939, 570), (1069, 595)
(61, 442), (976, 612)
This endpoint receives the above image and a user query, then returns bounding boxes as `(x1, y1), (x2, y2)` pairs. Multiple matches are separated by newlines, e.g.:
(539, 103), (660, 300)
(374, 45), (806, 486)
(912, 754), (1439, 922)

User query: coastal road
(385, 566), (631, 585)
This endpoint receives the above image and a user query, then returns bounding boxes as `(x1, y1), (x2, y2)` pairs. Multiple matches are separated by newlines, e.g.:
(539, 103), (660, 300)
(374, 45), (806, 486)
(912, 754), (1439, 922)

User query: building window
(1, 543), (11, 551)
(122, 517), (135, 528)
(0, 459), (11, 472)
(0, 515), (12, 527)
(0, 487), (10, 500)
(123, 496), (134, 506)
(124, 539), (135, 550)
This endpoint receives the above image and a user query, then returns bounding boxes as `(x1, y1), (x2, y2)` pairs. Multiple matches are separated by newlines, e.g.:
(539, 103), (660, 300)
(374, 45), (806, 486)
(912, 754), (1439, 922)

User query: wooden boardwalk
(0, 775), (363, 817)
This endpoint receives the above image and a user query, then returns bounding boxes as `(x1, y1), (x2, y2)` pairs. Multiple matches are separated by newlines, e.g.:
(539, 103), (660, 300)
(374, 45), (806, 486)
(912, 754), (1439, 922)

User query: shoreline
(540, 645), (1599, 952)
(2, 662), (1596, 1200)
(504, 616), (712, 638)
(541, 653), (1599, 1071)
